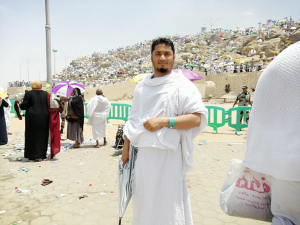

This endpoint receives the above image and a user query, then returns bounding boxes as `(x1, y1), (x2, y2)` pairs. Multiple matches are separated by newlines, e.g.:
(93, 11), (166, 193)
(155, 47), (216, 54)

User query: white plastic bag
(220, 159), (273, 222)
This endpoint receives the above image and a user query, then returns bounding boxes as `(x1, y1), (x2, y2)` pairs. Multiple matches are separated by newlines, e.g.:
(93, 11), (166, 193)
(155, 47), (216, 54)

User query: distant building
(201, 26), (207, 33)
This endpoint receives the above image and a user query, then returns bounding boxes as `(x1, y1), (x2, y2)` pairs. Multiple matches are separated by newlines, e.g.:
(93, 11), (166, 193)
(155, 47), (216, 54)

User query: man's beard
(157, 68), (168, 73)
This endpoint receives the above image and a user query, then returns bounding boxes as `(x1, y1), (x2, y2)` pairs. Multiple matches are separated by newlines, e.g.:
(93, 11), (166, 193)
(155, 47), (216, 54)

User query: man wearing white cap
(244, 41), (300, 224)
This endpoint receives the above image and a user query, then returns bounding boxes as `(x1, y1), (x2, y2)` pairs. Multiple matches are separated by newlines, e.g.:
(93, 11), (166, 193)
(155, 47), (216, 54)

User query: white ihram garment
(244, 42), (300, 225)
(124, 72), (208, 225)
(87, 95), (111, 140)
(3, 98), (11, 133)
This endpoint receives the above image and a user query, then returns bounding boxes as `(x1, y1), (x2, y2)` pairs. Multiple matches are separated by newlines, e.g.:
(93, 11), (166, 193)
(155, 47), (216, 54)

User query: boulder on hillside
(100, 62), (112, 68)
(266, 26), (285, 40)
(173, 57), (186, 69)
(181, 53), (195, 61)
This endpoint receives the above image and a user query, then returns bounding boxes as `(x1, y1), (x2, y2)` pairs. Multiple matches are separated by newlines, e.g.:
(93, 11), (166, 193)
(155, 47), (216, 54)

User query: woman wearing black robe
(0, 98), (9, 145)
(66, 88), (84, 148)
(19, 81), (49, 161)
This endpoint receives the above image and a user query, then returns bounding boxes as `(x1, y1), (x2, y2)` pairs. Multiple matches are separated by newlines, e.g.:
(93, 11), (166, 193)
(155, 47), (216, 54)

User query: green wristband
(169, 117), (176, 129)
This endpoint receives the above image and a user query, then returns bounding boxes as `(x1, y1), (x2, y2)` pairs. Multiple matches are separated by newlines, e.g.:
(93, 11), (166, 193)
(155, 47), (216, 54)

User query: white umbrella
(118, 145), (138, 225)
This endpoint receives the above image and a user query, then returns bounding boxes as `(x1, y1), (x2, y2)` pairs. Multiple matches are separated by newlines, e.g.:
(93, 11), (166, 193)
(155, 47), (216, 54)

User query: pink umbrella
(173, 69), (204, 81)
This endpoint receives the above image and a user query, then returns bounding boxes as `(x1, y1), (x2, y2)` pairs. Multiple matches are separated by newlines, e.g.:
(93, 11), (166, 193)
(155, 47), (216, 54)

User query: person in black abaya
(0, 97), (9, 145)
(66, 88), (84, 148)
(19, 81), (49, 161)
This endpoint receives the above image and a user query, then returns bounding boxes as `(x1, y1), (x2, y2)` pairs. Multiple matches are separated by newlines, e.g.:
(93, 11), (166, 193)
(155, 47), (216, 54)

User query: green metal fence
(10, 100), (250, 135)
(206, 106), (252, 135)
(83, 103), (131, 123)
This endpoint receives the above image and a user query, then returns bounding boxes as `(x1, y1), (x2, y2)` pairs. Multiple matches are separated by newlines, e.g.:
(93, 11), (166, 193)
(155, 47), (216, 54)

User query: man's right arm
(233, 99), (238, 107)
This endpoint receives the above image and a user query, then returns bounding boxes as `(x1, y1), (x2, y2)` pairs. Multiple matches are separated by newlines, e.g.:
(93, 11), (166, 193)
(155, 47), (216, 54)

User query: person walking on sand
(87, 89), (111, 148)
(121, 38), (208, 225)
(66, 88), (84, 148)
(232, 85), (252, 124)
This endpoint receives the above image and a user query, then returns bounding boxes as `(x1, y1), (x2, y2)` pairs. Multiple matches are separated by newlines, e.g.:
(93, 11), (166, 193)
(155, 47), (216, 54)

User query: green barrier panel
(107, 103), (131, 123)
(227, 106), (252, 136)
(205, 106), (227, 134)
(83, 103), (89, 119)
(83, 103), (131, 123)
(10, 100), (16, 115)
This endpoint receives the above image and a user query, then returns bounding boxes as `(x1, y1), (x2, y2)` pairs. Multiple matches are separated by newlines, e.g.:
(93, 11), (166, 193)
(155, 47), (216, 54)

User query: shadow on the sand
(6, 156), (59, 163)
(111, 150), (122, 157)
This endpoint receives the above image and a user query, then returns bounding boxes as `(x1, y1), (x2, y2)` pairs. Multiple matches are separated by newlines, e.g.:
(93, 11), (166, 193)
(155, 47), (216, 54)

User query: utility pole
(20, 64), (23, 81)
(203, 16), (223, 31)
(45, 0), (52, 92)
(52, 49), (58, 78)
(13, 62), (24, 81)
(22, 57), (30, 82)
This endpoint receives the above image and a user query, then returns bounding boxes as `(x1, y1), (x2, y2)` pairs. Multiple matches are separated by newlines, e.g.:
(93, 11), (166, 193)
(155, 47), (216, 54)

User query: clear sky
(0, 0), (299, 90)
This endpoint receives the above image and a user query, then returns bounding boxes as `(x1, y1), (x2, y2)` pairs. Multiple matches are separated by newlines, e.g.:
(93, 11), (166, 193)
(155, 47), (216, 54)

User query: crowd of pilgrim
(6, 18), (299, 90)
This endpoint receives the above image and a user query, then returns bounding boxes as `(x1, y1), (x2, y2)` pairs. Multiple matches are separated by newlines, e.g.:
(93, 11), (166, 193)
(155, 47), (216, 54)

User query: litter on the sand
(41, 179), (53, 186)
(78, 195), (88, 199)
(7, 169), (16, 175)
(77, 181), (83, 184)
(56, 194), (68, 198)
(228, 143), (243, 145)
(79, 163), (85, 165)
(19, 196), (25, 199)
(18, 167), (30, 172)
(199, 139), (207, 145)
(0, 210), (6, 214)
(16, 189), (33, 194)
(100, 192), (106, 195)
(214, 158), (219, 161)
(232, 150), (240, 153)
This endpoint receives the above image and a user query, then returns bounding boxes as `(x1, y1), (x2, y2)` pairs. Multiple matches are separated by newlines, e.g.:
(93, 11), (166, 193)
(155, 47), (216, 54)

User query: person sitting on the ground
(112, 124), (124, 149)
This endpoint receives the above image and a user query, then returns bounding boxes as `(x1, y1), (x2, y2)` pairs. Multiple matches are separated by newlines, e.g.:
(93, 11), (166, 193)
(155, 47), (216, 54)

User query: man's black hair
(151, 38), (175, 55)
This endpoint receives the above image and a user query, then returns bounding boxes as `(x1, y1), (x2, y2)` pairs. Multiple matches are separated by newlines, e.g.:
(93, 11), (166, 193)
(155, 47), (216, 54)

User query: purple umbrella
(173, 69), (204, 81)
(52, 81), (85, 97)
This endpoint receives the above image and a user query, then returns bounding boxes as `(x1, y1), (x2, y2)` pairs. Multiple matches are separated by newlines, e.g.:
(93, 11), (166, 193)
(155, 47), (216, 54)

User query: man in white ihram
(87, 89), (111, 148)
(4, 93), (12, 135)
(121, 38), (208, 225)
(243, 41), (300, 224)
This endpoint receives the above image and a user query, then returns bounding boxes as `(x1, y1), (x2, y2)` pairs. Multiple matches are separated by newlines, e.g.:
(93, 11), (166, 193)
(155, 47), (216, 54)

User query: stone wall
(84, 81), (137, 102)
(204, 71), (262, 98)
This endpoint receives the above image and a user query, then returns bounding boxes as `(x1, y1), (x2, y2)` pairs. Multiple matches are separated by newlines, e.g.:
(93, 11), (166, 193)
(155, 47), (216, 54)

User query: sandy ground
(0, 102), (270, 225)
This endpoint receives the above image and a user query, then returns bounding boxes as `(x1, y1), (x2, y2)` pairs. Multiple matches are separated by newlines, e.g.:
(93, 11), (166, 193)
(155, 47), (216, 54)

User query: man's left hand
(143, 117), (168, 132)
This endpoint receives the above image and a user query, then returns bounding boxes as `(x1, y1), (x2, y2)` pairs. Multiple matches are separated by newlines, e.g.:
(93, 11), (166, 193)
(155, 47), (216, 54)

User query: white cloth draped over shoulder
(3, 98), (11, 128)
(123, 72), (208, 174)
(87, 95), (111, 125)
(124, 72), (208, 225)
(87, 95), (111, 140)
(244, 41), (300, 181)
